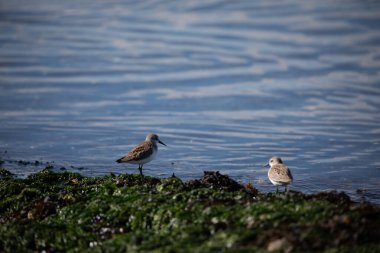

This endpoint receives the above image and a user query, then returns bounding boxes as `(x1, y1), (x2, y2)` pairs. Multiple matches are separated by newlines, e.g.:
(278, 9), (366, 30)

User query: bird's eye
(270, 160), (273, 163)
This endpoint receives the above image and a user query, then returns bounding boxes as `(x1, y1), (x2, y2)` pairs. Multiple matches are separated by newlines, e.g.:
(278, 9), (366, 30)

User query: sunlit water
(1, 0), (380, 203)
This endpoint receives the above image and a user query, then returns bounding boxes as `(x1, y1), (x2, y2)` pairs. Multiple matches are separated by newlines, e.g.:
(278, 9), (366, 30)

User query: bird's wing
(117, 141), (153, 162)
(271, 164), (293, 183)
(286, 167), (293, 181)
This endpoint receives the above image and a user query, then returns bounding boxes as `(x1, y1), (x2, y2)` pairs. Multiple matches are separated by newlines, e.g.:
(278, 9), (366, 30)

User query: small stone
(27, 211), (34, 220)
(267, 238), (292, 252)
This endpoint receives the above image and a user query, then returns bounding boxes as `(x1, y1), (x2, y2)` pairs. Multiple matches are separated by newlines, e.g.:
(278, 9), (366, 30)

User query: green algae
(0, 168), (379, 253)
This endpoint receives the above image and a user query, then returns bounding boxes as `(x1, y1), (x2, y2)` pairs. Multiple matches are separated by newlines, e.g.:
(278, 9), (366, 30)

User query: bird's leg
(276, 186), (279, 194)
(284, 185), (288, 193)
(138, 165), (143, 176)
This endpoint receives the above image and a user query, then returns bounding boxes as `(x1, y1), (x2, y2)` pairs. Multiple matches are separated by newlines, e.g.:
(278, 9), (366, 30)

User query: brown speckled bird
(116, 133), (166, 175)
(265, 156), (293, 192)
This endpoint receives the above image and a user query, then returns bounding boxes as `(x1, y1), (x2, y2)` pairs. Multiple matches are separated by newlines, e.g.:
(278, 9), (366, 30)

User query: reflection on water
(0, 0), (380, 203)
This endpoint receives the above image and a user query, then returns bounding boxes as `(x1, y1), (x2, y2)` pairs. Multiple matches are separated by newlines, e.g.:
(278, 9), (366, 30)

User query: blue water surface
(0, 0), (380, 203)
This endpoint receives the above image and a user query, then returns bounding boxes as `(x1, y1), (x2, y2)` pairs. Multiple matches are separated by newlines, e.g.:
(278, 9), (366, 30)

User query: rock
(185, 171), (246, 192)
(267, 238), (292, 253)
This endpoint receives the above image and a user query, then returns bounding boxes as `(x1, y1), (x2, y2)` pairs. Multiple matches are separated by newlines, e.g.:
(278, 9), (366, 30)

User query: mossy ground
(0, 168), (379, 253)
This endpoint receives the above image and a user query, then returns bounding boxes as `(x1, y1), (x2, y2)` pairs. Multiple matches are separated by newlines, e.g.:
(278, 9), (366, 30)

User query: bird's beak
(263, 163), (270, 168)
(158, 140), (167, 146)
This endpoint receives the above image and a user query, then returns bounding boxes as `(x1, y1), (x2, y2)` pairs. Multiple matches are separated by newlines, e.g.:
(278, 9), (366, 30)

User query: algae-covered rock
(156, 174), (184, 193)
(0, 167), (379, 253)
(186, 171), (245, 192)
(0, 168), (14, 179)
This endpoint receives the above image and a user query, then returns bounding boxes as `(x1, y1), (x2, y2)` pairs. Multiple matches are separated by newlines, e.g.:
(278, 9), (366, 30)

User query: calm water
(1, 0), (380, 203)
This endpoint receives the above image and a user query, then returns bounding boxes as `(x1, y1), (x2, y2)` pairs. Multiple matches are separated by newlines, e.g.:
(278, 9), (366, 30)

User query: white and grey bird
(116, 133), (166, 175)
(265, 156), (293, 192)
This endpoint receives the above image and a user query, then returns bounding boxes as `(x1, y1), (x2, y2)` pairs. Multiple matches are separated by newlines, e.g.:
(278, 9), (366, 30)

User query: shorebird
(116, 133), (166, 175)
(265, 156), (293, 192)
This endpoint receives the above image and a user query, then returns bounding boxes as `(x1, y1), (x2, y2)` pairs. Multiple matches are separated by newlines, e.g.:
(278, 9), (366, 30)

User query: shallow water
(1, 0), (380, 203)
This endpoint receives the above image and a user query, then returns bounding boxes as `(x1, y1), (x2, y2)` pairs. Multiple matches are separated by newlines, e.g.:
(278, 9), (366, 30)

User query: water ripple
(1, 0), (380, 203)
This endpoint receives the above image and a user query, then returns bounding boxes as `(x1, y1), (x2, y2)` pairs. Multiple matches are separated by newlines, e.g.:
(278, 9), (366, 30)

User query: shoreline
(1, 157), (379, 206)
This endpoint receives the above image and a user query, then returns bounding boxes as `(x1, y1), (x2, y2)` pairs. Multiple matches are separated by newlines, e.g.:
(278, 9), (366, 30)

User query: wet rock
(185, 171), (245, 192)
(0, 168), (14, 179)
(308, 191), (352, 206)
(18, 160), (29, 165)
(267, 238), (293, 253)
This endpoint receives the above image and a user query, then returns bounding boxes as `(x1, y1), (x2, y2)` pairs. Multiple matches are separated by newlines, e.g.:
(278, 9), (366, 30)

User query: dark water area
(0, 1), (380, 203)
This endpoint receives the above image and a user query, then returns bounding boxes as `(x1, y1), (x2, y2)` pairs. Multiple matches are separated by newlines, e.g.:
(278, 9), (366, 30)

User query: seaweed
(0, 167), (379, 253)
